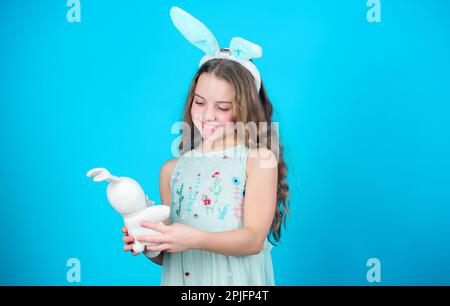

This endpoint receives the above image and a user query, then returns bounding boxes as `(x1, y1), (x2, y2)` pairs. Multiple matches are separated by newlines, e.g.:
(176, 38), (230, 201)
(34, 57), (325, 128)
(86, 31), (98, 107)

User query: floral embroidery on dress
(218, 204), (230, 220)
(207, 171), (224, 216)
(232, 183), (245, 219)
(202, 195), (211, 205)
(171, 171), (181, 189)
(233, 196), (244, 219)
(170, 148), (249, 225)
(231, 179), (241, 202)
(202, 194), (213, 215)
(187, 173), (201, 213)
(175, 183), (185, 218)
(209, 172), (223, 201)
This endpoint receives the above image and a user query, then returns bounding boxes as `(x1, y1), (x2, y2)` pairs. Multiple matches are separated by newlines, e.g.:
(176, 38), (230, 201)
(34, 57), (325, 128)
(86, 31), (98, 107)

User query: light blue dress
(161, 144), (275, 285)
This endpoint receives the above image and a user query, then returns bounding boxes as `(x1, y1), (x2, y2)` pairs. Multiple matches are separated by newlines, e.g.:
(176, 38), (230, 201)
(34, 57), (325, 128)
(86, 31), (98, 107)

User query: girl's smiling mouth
(201, 121), (220, 132)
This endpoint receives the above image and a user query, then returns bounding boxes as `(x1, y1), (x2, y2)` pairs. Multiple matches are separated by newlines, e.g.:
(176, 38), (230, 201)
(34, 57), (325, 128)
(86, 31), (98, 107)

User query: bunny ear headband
(170, 6), (263, 91)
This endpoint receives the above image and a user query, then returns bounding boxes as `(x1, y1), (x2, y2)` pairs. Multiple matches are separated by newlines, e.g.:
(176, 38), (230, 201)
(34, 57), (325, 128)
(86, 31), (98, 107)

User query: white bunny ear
(230, 37), (262, 61)
(86, 168), (119, 183)
(170, 6), (220, 56)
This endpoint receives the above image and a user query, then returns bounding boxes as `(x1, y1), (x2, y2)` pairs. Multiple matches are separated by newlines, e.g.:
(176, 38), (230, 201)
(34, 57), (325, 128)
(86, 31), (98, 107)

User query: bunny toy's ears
(169, 6), (263, 91)
(86, 168), (120, 183)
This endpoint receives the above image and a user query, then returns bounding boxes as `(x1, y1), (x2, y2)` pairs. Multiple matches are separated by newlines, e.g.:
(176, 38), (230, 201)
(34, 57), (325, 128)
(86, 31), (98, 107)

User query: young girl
(122, 7), (290, 286)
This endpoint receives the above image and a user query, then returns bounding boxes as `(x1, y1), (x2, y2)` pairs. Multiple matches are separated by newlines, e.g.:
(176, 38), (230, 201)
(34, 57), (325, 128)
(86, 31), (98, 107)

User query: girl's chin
(202, 127), (217, 135)
(200, 130), (217, 139)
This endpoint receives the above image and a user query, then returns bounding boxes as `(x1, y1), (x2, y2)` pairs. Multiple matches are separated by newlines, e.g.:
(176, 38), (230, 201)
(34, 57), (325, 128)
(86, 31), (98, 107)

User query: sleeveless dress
(161, 144), (275, 286)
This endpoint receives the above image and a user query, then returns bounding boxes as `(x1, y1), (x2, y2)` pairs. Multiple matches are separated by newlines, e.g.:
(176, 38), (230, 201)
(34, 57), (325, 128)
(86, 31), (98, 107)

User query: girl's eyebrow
(194, 93), (232, 104)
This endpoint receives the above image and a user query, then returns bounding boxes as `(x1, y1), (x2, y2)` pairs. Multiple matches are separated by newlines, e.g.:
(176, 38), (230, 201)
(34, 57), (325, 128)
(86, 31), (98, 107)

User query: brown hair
(177, 59), (290, 244)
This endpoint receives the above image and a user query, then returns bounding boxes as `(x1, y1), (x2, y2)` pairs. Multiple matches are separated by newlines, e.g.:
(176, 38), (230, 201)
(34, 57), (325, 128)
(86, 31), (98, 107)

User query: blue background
(1, 0), (449, 285)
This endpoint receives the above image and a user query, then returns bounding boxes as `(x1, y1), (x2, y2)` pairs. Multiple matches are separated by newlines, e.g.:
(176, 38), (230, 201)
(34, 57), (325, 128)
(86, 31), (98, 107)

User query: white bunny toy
(86, 167), (170, 258)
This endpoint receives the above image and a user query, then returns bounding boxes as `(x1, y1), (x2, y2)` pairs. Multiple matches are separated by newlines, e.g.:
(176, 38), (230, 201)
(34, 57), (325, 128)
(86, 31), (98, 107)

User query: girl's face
(191, 72), (235, 141)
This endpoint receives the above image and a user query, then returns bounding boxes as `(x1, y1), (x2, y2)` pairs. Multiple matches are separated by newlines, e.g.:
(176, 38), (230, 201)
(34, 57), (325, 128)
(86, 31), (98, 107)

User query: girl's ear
(170, 6), (220, 56)
(230, 37), (263, 61)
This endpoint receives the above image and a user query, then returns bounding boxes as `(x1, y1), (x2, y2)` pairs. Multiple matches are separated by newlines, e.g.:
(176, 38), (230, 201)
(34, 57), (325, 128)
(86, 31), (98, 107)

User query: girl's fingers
(123, 244), (134, 251)
(145, 243), (162, 250)
(124, 243), (141, 255)
(145, 243), (171, 252)
(137, 234), (165, 244)
(123, 236), (134, 243)
(123, 226), (146, 256)
(140, 221), (166, 233)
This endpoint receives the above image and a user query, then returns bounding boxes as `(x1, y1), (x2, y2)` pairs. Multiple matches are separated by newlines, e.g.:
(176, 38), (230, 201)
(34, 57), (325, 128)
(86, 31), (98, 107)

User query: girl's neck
(197, 134), (241, 153)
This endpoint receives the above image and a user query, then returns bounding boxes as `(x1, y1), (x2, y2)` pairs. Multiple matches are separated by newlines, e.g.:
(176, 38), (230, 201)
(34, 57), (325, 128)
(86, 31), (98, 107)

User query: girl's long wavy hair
(177, 59), (290, 244)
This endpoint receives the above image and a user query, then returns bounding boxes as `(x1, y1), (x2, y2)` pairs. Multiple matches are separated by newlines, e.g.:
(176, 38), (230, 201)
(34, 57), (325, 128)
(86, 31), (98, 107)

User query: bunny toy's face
(106, 178), (147, 216)
(191, 72), (236, 142)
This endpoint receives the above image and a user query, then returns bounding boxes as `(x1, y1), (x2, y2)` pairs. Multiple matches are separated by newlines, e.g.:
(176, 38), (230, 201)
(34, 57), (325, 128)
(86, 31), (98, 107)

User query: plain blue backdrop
(1, 0), (449, 285)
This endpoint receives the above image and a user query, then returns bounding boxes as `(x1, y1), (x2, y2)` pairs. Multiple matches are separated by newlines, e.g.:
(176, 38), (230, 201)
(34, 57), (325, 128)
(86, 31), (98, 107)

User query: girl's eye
(194, 100), (229, 111)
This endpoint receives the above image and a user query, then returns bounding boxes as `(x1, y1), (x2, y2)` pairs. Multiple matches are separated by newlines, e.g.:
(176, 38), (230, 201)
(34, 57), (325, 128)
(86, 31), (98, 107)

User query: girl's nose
(203, 105), (216, 121)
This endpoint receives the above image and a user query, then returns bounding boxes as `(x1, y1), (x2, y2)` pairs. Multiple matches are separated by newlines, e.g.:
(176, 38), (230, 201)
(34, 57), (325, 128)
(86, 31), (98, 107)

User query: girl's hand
(137, 222), (202, 253)
(122, 226), (140, 256)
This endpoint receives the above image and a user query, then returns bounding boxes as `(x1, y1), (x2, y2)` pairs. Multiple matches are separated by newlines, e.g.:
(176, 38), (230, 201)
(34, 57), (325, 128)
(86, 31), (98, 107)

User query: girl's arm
(195, 148), (278, 256)
(139, 148), (278, 257)
(144, 157), (179, 265)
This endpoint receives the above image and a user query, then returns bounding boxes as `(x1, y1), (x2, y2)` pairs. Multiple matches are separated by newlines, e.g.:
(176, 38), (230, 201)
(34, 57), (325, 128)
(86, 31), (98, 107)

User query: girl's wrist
(191, 228), (207, 250)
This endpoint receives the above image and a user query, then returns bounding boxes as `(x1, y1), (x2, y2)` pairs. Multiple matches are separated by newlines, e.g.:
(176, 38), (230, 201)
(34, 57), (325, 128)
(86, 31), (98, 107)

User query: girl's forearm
(195, 227), (263, 256)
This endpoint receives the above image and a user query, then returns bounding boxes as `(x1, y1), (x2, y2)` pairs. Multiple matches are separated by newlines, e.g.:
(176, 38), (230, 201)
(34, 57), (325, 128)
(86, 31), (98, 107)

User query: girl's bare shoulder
(160, 157), (181, 178)
(247, 148), (278, 175)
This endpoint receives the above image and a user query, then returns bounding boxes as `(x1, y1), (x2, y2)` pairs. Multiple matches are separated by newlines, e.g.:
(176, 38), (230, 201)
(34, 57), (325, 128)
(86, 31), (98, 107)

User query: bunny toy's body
(87, 168), (170, 258)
